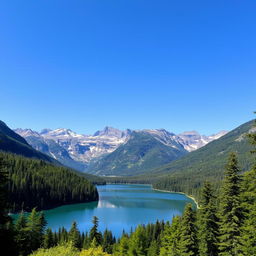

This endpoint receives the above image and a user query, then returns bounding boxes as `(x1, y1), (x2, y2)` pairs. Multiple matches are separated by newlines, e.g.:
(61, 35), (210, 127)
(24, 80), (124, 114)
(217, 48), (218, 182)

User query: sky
(0, 0), (255, 135)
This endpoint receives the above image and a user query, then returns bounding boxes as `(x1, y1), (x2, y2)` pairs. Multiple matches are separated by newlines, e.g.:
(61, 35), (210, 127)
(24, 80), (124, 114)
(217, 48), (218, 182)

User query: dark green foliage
(89, 216), (102, 246)
(26, 209), (47, 252)
(218, 153), (243, 256)
(69, 222), (81, 248)
(152, 120), (255, 200)
(198, 182), (219, 256)
(14, 209), (47, 256)
(102, 229), (115, 254)
(178, 204), (198, 256)
(239, 119), (256, 255)
(88, 131), (187, 176)
(43, 228), (54, 249)
(240, 166), (256, 255)
(0, 120), (58, 164)
(1, 152), (98, 212)
(160, 216), (181, 256)
(0, 155), (18, 255)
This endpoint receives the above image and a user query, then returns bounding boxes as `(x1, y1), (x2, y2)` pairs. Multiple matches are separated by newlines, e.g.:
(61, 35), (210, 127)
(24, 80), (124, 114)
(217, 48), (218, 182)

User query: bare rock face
(15, 126), (227, 173)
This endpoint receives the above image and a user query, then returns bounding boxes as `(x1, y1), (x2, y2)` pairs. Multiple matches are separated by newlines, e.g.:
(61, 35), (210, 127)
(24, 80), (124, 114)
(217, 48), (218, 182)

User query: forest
(0, 125), (255, 255)
(0, 152), (99, 212)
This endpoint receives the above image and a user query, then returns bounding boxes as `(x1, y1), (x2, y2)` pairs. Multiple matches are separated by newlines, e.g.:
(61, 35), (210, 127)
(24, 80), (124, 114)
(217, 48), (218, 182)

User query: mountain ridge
(15, 125), (227, 174)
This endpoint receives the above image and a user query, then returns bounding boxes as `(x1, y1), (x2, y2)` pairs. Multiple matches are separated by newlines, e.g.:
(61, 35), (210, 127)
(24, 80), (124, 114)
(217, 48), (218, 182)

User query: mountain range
(151, 119), (255, 198)
(15, 126), (227, 175)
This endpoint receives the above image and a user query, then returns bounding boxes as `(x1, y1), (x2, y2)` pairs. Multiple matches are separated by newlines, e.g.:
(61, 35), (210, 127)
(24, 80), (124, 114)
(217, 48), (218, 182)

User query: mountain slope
(87, 131), (188, 176)
(0, 121), (58, 164)
(15, 129), (87, 171)
(152, 119), (255, 199)
(1, 152), (98, 212)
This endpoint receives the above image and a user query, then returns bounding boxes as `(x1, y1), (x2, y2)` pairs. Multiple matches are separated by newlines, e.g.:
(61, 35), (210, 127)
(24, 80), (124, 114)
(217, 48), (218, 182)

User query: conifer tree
(218, 153), (243, 256)
(198, 181), (219, 256)
(147, 240), (159, 256)
(240, 118), (256, 255)
(89, 216), (102, 246)
(26, 208), (47, 252)
(113, 233), (129, 256)
(15, 212), (29, 255)
(160, 216), (181, 256)
(102, 229), (115, 253)
(178, 203), (198, 256)
(43, 228), (54, 249)
(0, 156), (17, 255)
(69, 221), (81, 249)
(127, 225), (147, 256)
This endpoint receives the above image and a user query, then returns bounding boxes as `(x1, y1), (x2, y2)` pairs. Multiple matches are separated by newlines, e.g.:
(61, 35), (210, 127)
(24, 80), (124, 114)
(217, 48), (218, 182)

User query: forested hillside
(0, 120), (58, 164)
(1, 152), (99, 212)
(152, 119), (255, 199)
(87, 131), (187, 176)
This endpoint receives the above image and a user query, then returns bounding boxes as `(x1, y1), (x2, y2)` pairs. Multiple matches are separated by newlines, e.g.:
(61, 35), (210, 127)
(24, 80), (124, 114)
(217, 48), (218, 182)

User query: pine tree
(15, 212), (29, 255)
(89, 216), (102, 246)
(26, 208), (47, 252)
(218, 153), (243, 256)
(160, 216), (181, 256)
(113, 234), (129, 256)
(147, 240), (159, 256)
(178, 203), (198, 256)
(198, 181), (219, 256)
(128, 225), (148, 256)
(102, 229), (115, 254)
(240, 118), (256, 255)
(0, 155), (17, 255)
(69, 221), (81, 249)
(43, 228), (54, 249)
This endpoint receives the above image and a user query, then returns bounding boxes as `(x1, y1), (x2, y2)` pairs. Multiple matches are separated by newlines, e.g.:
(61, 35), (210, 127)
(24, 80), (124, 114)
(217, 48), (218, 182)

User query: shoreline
(152, 187), (199, 209)
(104, 183), (200, 209)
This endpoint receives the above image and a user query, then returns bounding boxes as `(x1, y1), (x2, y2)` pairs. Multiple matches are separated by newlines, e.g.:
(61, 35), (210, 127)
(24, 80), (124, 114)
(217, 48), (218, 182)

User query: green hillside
(87, 131), (187, 176)
(0, 121), (58, 164)
(152, 119), (255, 199)
(1, 152), (99, 212)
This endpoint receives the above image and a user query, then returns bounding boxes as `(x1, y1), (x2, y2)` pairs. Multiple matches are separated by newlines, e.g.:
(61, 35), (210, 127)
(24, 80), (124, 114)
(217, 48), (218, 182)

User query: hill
(1, 152), (99, 212)
(0, 121), (58, 164)
(151, 119), (255, 199)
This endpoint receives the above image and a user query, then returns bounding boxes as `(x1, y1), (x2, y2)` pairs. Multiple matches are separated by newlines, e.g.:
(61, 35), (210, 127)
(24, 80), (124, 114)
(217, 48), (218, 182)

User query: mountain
(15, 128), (87, 171)
(151, 120), (255, 199)
(87, 130), (188, 176)
(0, 121), (58, 164)
(15, 125), (227, 174)
(15, 126), (131, 171)
(178, 130), (228, 151)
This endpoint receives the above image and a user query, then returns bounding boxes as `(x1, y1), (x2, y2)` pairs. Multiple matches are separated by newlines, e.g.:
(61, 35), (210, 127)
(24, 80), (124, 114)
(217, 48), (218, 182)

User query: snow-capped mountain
(178, 130), (228, 151)
(15, 126), (228, 172)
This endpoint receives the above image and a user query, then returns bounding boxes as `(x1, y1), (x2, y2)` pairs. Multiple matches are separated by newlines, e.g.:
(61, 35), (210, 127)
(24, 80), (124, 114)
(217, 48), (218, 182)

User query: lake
(40, 184), (195, 238)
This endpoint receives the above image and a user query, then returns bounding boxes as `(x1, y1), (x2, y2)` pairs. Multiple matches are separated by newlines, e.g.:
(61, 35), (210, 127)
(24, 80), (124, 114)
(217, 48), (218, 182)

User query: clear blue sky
(0, 0), (255, 135)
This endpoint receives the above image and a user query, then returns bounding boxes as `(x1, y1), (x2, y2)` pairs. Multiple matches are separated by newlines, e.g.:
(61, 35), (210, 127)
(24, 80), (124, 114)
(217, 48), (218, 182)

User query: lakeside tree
(69, 221), (81, 249)
(239, 119), (256, 255)
(160, 216), (181, 256)
(198, 181), (219, 256)
(0, 155), (17, 255)
(178, 203), (198, 256)
(89, 216), (102, 246)
(218, 153), (243, 256)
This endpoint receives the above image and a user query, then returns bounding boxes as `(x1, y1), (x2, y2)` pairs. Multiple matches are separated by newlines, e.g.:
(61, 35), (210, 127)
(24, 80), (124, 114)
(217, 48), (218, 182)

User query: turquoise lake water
(37, 184), (195, 238)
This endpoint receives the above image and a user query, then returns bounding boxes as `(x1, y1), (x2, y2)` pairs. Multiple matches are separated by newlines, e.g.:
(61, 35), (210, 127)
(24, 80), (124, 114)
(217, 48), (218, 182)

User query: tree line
(0, 152), (98, 212)
(0, 124), (255, 255)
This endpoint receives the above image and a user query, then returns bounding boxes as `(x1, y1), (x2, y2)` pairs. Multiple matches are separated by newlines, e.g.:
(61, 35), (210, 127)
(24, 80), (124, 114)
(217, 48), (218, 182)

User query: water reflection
(41, 184), (195, 238)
